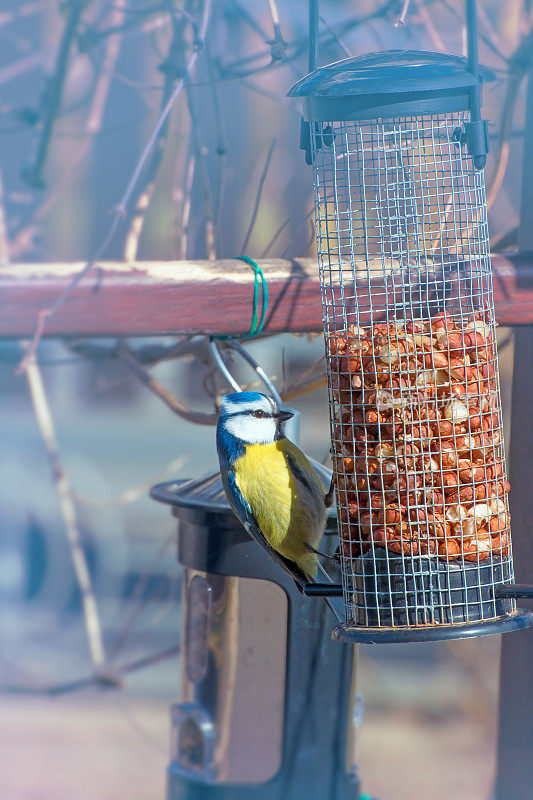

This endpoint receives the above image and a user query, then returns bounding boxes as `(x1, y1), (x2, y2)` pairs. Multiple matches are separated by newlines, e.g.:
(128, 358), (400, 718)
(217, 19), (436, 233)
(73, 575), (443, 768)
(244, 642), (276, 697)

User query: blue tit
(216, 391), (328, 586)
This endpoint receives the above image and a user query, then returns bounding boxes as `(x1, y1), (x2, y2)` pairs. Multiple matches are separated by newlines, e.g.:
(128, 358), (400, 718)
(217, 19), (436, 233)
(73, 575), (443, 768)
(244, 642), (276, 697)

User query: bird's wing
(281, 439), (325, 497)
(280, 439), (329, 533)
(281, 439), (335, 507)
(222, 468), (310, 588)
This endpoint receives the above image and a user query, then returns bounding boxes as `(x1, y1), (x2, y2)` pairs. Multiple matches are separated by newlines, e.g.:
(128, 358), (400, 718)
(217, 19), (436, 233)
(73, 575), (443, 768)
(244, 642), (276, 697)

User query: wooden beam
(1, 253), (532, 338)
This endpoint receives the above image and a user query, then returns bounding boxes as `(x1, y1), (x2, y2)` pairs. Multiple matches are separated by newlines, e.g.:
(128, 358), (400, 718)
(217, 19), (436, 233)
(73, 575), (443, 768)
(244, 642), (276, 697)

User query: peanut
(330, 317), (509, 564)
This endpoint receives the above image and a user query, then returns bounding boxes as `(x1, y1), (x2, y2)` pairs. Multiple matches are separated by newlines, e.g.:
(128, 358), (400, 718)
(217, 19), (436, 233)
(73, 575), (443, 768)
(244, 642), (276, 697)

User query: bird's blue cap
(218, 392), (277, 417)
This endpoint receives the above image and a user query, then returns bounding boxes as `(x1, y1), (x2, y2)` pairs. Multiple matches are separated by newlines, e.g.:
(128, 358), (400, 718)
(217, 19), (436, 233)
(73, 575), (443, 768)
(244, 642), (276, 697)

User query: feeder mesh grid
(312, 112), (515, 628)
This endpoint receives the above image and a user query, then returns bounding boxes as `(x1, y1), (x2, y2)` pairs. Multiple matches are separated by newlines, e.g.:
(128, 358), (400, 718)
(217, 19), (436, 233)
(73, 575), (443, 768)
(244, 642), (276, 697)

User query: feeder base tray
(332, 610), (533, 644)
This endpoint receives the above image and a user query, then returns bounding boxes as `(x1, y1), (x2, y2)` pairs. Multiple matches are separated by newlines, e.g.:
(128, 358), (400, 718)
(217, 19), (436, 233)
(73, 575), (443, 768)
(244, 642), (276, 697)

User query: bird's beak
(275, 409), (294, 422)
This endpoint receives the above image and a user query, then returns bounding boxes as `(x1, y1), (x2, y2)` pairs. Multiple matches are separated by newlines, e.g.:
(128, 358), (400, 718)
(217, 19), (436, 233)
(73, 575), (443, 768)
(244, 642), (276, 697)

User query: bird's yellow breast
(233, 441), (325, 572)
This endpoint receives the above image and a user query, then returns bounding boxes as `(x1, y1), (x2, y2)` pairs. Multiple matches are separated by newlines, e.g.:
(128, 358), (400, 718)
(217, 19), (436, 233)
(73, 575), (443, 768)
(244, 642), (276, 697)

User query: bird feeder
(151, 466), (359, 799)
(289, 2), (533, 642)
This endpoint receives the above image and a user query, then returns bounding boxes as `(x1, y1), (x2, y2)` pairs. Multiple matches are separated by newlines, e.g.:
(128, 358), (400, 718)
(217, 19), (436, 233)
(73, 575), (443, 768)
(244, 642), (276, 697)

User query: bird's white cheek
(225, 416), (276, 444)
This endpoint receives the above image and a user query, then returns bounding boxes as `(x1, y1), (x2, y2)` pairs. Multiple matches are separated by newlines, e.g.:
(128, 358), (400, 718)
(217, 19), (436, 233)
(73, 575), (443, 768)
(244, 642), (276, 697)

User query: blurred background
(0, 1), (530, 798)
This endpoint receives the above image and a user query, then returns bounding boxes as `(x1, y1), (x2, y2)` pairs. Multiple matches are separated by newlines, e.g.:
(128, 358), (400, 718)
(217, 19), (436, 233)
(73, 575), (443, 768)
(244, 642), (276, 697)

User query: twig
(486, 20), (533, 209)
(23, 347), (106, 671)
(394, 0), (411, 28)
(486, 76), (521, 210)
(265, 0), (288, 61)
(0, 169), (9, 265)
(279, 352), (327, 402)
(3, 645), (181, 696)
(227, 0), (268, 39)
(216, 2), (395, 80)
(438, 0), (509, 64)
(186, 81), (216, 259)
(280, 206), (315, 258)
(108, 535), (176, 661)
(117, 340), (217, 425)
(490, 225), (519, 252)
(9, 1), (128, 260)
(15, 0), (211, 375)
(72, 454), (188, 506)
(124, 0), (203, 261)
(70, 336), (202, 366)
(205, 43), (227, 241)
(260, 212), (295, 257)
(123, 188), (152, 261)
(0, 50), (50, 87)
(319, 15), (352, 57)
(240, 138), (276, 255)
(412, 0), (446, 52)
(240, 77), (293, 107)
(24, 0), (91, 187)
(176, 145), (195, 259)
(0, 1), (48, 28)
(476, 0), (506, 56)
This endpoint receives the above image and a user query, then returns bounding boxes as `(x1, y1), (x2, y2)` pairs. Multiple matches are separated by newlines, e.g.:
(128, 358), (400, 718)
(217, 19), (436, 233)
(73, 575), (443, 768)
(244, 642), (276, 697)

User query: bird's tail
(304, 542), (339, 562)
(297, 551), (319, 580)
(315, 561), (344, 623)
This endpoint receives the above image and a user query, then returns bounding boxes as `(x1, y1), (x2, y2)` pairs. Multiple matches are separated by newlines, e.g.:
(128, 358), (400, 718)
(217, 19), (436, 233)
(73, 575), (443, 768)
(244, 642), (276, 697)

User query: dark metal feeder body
(151, 463), (360, 800)
(288, 50), (533, 644)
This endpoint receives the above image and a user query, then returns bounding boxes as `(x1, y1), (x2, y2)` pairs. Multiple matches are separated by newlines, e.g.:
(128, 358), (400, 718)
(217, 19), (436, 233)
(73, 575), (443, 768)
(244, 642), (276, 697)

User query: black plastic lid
(288, 50), (495, 122)
(150, 458), (337, 529)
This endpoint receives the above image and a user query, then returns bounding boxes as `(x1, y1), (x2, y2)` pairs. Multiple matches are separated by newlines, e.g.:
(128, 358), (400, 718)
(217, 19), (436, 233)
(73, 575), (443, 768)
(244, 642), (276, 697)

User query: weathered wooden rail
(1, 252), (532, 338)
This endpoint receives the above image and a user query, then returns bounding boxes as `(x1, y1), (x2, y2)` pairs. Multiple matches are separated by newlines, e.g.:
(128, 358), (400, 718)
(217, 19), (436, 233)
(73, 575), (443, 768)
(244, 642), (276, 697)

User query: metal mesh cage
(312, 112), (517, 634)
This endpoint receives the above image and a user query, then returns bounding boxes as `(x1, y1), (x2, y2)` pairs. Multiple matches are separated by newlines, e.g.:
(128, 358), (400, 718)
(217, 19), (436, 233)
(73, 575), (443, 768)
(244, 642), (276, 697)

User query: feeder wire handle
(208, 336), (283, 406)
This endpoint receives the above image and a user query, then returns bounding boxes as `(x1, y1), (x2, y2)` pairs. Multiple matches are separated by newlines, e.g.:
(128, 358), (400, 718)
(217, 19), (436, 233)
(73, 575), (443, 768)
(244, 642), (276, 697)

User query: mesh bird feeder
(289, 1), (533, 642)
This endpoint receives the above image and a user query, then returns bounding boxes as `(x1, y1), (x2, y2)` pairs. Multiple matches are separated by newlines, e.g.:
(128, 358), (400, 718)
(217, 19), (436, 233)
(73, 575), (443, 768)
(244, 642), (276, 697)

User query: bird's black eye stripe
(250, 409), (269, 418)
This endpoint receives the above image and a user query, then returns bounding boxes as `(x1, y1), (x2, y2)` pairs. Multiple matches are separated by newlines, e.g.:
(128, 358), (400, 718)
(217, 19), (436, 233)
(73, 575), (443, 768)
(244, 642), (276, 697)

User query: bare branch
(3, 645), (181, 697)
(412, 0), (446, 52)
(176, 146), (196, 259)
(124, 0), (204, 261)
(15, 0), (211, 375)
(72, 454), (188, 506)
(486, 76), (521, 210)
(319, 15), (352, 57)
(394, 0), (411, 28)
(10, 0), (128, 260)
(205, 44), (228, 241)
(241, 138), (276, 255)
(23, 348), (106, 671)
(24, 0), (91, 187)
(186, 82), (216, 259)
(0, 169), (9, 265)
(486, 21), (533, 209)
(0, 1), (48, 28)
(108, 535), (176, 661)
(116, 339), (217, 425)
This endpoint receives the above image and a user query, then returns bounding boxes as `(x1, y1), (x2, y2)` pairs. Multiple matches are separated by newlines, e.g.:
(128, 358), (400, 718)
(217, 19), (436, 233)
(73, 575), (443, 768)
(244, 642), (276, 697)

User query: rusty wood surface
(1, 253), (532, 338)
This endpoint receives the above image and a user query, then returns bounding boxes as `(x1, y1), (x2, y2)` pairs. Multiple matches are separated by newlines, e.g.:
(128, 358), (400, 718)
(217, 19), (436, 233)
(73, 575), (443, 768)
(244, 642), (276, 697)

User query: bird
(216, 391), (331, 587)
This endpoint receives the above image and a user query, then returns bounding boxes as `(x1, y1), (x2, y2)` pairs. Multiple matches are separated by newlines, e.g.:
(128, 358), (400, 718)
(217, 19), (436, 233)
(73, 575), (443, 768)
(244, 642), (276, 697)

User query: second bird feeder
(289, 10), (532, 642)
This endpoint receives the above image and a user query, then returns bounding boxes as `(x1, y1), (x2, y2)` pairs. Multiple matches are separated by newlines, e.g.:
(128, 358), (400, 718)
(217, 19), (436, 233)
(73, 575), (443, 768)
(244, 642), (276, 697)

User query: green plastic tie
(211, 257), (268, 341)
(235, 256), (268, 338)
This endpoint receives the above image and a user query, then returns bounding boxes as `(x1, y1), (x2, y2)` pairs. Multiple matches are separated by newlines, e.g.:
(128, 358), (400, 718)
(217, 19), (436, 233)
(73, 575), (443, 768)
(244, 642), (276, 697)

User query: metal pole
(308, 0), (319, 73)
(466, 0), (479, 82)
(465, 0), (487, 169)
(495, 65), (533, 800)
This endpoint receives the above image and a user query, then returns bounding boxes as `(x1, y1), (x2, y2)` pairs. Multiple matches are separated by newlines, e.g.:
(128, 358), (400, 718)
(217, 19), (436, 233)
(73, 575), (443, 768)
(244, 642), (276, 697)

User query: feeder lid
(288, 50), (495, 121)
(288, 50), (494, 98)
(151, 458), (337, 524)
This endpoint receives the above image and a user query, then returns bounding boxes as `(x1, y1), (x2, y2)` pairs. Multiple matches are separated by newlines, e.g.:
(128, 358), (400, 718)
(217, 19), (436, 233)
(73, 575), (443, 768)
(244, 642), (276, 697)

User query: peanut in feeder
(289, 2), (533, 643)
